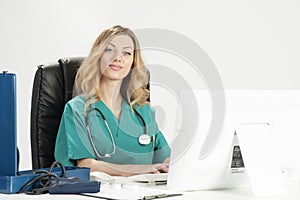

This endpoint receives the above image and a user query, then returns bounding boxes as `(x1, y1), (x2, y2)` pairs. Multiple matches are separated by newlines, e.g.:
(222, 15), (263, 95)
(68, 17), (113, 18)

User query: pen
(143, 193), (183, 200)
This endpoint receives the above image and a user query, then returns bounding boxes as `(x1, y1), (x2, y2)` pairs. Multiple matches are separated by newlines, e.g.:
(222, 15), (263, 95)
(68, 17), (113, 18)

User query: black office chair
(30, 57), (84, 169)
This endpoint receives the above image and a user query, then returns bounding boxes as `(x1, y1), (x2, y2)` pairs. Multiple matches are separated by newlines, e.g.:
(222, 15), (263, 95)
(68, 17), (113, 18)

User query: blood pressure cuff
(20, 162), (100, 195)
(49, 178), (100, 194)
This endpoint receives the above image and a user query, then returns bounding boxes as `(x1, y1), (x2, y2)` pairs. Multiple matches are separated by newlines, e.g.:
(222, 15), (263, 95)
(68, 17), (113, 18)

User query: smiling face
(100, 34), (135, 82)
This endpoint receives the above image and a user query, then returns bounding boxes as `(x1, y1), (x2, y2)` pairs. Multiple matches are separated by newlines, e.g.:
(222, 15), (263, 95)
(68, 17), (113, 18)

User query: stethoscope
(84, 106), (151, 159)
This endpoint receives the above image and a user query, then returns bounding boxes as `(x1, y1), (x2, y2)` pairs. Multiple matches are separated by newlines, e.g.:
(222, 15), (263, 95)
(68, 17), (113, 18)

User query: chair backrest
(30, 57), (84, 169)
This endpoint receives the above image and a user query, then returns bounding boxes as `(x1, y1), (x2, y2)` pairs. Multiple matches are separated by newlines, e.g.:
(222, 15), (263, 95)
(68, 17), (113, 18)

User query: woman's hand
(77, 158), (169, 176)
(152, 163), (169, 173)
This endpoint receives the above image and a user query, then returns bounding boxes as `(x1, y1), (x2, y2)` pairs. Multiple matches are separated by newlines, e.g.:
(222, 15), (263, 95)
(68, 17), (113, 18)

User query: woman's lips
(109, 64), (122, 70)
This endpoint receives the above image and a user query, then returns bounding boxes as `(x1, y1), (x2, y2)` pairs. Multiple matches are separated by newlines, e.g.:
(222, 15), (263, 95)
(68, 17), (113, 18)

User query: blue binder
(0, 71), (17, 176)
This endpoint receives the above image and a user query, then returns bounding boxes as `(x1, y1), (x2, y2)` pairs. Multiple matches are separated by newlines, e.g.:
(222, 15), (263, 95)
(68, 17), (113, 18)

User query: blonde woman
(54, 25), (170, 176)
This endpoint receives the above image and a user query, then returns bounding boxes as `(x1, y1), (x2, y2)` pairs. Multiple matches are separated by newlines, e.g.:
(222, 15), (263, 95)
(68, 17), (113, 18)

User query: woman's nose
(113, 50), (123, 62)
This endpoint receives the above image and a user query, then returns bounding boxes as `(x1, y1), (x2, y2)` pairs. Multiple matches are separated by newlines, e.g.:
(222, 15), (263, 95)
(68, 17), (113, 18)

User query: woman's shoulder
(134, 102), (154, 115)
(64, 95), (86, 111)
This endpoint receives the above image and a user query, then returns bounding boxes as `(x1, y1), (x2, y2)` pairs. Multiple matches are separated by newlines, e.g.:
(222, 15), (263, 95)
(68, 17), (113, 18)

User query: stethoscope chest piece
(138, 134), (151, 145)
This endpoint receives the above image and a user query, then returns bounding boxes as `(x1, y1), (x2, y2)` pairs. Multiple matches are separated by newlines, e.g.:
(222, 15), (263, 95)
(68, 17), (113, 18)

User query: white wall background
(0, 0), (299, 170)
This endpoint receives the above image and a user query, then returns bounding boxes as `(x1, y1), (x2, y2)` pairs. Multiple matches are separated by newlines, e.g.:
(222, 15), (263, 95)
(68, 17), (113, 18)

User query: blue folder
(0, 71), (17, 176)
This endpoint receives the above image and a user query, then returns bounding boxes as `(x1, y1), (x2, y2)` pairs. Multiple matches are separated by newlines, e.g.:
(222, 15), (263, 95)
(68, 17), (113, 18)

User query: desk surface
(1, 181), (300, 200)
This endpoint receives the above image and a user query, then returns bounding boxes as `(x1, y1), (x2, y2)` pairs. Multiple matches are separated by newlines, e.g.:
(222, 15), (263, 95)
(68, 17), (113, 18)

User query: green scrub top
(54, 95), (171, 166)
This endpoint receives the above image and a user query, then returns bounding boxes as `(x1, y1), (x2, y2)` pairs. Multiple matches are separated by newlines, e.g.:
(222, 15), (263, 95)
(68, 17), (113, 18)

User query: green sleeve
(145, 106), (171, 164)
(54, 100), (94, 166)
(152, 130), (171, 164)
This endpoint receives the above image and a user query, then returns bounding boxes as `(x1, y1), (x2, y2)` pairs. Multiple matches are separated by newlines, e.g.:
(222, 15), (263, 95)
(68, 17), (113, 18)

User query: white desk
(1, 182), (300, 200)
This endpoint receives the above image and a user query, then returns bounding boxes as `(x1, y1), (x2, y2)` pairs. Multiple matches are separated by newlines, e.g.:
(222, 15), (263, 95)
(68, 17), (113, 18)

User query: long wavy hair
(74, 25), (150, 114)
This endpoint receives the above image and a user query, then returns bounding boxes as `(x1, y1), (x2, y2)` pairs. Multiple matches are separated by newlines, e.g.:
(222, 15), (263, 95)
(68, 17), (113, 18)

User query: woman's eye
(104, 48), (114, 52)
(123, 51), (132, 56)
